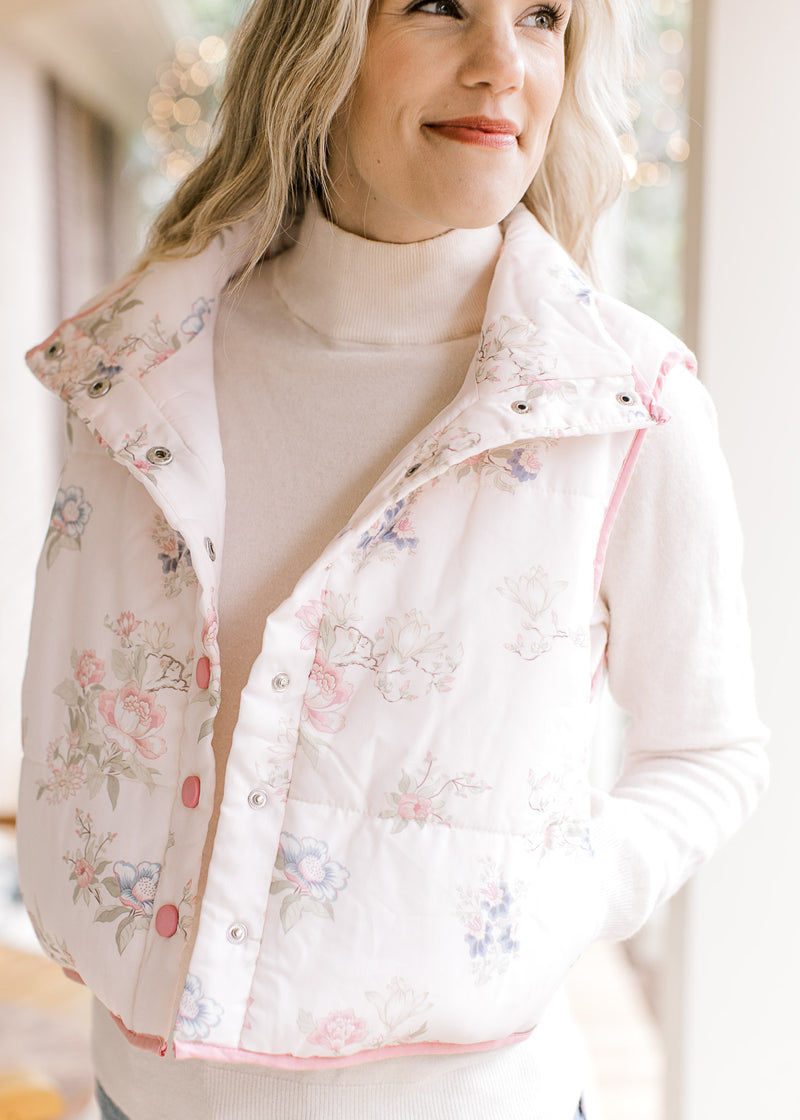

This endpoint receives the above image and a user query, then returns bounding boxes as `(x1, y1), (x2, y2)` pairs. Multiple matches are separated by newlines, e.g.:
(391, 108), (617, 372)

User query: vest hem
(172, 1028), (535, 1069)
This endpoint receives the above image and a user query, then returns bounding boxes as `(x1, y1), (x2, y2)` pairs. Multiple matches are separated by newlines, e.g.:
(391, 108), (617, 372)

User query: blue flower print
(466, 922), (494, 959)
(46, 485), (94, 568)
(96, 358), (123, 381)
(481, 881), (513, 923)
(356, 500), (419, 566)
(457, 867), (523, 983)
(497, 924), (519, 955)
(181, 297), (213, 338)
(51, 485), (93, 539)
(114, 860), (161, 918)
(158, 532), (192, 577)
(507, 447), (542, 483)
(280, 834), (349, 903)
(151, 512), (198, 599)
(175, 974), (223, 1041)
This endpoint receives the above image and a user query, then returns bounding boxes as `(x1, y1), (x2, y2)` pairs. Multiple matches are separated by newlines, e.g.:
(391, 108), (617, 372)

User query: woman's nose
(457, 19), (525, 94)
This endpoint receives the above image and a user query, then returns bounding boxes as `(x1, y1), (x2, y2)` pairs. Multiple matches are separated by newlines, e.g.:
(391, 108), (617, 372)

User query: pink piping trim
(111, 1013), (168, 1057)
(592, 349), (693, 602)
(174, 1029), (534, 1070)
(593, 426), (648, 603)
(590, 652), (608, 702)
(25, 277), (139, 365)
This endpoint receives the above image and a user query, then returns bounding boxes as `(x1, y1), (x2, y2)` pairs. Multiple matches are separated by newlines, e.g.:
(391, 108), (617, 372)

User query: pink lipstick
(424, 116), (520, 150)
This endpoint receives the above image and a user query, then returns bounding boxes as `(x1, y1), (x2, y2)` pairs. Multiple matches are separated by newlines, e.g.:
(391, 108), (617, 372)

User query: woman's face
(327, 0), (571, 242)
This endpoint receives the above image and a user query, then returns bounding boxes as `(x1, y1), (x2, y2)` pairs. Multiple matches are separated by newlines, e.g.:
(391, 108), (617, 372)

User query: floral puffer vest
(18, 205), (690, 1066)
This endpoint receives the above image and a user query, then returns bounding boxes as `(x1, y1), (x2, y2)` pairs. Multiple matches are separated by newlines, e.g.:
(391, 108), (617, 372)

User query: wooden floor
(1, 823), (664, 1120)
(0, 944), (95, 1119)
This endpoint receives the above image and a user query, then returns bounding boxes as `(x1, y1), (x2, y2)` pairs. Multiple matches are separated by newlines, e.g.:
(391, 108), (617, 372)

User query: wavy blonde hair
(141, 0), (639, 276)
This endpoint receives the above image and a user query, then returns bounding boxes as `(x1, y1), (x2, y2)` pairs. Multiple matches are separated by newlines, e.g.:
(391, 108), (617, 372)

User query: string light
(666, 133), (691, 162)
(141, 34), (230, 183)
(660, 29), (685, 54)
(660, 68), (685, 96)
(621, 0), (691, 333)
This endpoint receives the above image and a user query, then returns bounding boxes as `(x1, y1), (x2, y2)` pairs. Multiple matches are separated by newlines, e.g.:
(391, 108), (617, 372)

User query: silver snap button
(205, 537), (216, 561)
(511, 400), (531, 414)
(226, 922), (248, 944)
(87, 377), (112, 399)
(616, 392), (635, 406)
(271, 673), (290, 692)
(45, 341), (64, 360)
(405, 463), (422, 477)
(248, 789), (268, 810)
(146, 446), (173, 466)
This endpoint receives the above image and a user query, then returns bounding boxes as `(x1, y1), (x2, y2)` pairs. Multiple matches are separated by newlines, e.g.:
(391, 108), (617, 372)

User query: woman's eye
(520, 6), (564, 31)
(413, 0), (460, 15)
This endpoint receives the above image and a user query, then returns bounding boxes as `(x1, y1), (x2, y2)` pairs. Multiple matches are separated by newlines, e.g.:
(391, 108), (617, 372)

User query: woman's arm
(592, 367), (769, 941)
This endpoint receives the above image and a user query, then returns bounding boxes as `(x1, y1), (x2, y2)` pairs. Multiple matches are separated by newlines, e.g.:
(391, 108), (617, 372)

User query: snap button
(45, 341), (64, 360)
(155, 905), (179, 938)
(226, 922), (247, 944)
(195, 656), (211, 691)
(146, 446), (173, 466)
(511, 400), (531, 414)
(271, 673), (290, 692)
(616, 392), (635, 406)
(405, 463), (422, 477)
(87, 376), (112, 399)
(248, 789), (268, 810)
(204, 537), (216, 561)
(182, 776), (201, 809)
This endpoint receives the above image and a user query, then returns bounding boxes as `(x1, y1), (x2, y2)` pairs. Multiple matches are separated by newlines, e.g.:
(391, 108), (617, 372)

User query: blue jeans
(98, 1081), (587, 1119)
(96, 1082), (130, 1120)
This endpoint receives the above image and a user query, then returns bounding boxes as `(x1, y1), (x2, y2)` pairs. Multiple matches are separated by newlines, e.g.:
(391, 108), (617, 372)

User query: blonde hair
(141, 0), (639, 277)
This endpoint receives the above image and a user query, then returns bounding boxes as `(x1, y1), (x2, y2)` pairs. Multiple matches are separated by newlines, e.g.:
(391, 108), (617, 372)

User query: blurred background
(0, 0), (797, 1117)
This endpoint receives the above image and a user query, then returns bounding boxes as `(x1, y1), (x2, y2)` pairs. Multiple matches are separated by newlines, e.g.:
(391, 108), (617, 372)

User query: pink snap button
(182, 776), (201, 809)
(155, 905), (179, 938)
(196, 656), (211, 690)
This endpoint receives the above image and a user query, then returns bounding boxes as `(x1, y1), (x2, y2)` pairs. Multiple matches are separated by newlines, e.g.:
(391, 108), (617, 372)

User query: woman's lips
(424, 117), (519, 150)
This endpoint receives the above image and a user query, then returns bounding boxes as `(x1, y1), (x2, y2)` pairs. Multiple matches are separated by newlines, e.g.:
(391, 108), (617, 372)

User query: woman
(18, 0), (768, 1117)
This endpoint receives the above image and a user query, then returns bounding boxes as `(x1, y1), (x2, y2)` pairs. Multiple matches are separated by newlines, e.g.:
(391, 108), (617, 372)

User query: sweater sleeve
(591, 367), (769, 942)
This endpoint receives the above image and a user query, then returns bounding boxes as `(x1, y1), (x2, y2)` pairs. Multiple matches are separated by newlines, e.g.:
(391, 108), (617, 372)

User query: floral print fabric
(19, 203), (701, 1062)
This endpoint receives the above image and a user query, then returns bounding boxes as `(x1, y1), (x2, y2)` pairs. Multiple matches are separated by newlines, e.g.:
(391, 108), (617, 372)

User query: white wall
(0, 43), (60, 813)
(665, 0), (800, 1115)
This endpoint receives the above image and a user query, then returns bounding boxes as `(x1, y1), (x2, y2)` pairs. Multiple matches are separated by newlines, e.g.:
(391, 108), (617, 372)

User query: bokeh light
(621, 0), (692, 333)
(141, 33), (230, 184)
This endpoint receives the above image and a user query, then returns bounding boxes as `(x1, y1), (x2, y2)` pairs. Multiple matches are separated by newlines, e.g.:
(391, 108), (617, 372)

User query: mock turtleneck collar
(271, 197), (503, 346)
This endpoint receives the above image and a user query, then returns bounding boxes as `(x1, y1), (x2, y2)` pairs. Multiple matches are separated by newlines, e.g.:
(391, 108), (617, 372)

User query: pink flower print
(302, 652), (352, 734)
(75, 650), (105, 690)
(394, 516), (415, 540)
(295, 598), (325, 650)
(114, 860), (161, 917)
(74, 859), (95, 889)
(149, 349), (176, 368)
(98, 682), (167, 760)
(306, 1009), (368, 1053)
(280, 833), (350, 902)
(397, 793), (433, 822)
(112, 612), (141, 638)
(201, 604), (219, 663)
(45, 764), (84, 805)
